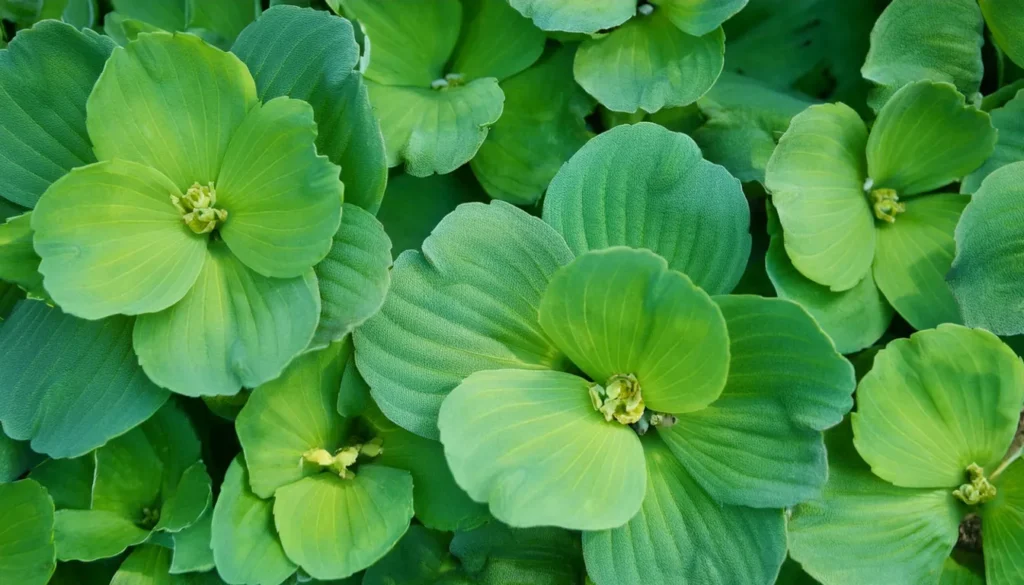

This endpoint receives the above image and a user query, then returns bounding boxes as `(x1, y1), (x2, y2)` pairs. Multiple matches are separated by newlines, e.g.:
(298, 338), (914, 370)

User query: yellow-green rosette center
(302, 437), (384, 480)
(590, 373), (645, 425)
(171, 182), (229, 235)
(952, 462), (997, 506)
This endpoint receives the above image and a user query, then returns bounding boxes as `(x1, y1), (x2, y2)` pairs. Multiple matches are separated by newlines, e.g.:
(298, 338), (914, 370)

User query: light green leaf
(861, 0), (984, 112)
(653, 0), (749, 36)
(87, 32), (258, 190)
(866, 81), (996, 196)
(170, 509), (214, 574)
(375, 171), (487, 257)
(32, 160), (208, 319)
(584, 434), (785, 585)
(236, 341), (347, 498)
(215, 96), (343, 279)
(471, 45), (594, 205)
(368, 80), (505, 177)
(0, 21), (113, 208)
(212, 457), (296, 585)
(0, 212), (42, 296)
(984, 460), (1024, 585)
(54, 509), (151, 562)
(765, 203), (893, 355)
(539, 248), (730, 415)
(962, 90), (1024, 194)
(449, 0), (545, 82)
(29, 456), (93, 510)
(354, 201), (574, 439)
(340, 0), (461, 87)
(853, 325), (1024, 488)
(764, 103), (873, 291)
(574, 13), (724, 113)
(363, 403), (488, 532)
(133, 242), (320, 397)
(92, 427), (163, 522)
(362, 526), (452, 585)
(543, 122), (750, 295)
(310, 204), (392, 351)
(272, 467), (414, 580)
(109, 545), (173, 585)
(873, 193), (967, 330)
(507, 0), (633, 33)
(0, 300), (169, 459)
(155, 462), (211, 533)
(949, 162), (1024, 334)
(789, 423), (961, 585)
(232, 5), (387, 212)
(981, 0), (1024, 68)
(438, 369), (646, 530)
(0, 479), (55, 585)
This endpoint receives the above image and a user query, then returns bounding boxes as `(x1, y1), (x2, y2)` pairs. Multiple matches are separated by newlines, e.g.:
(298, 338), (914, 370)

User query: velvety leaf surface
(87, 32), (258, 190)
(438, 369), (646, 531)
(582, 435), (786, 585)
(507, 0), (633, 33)
(0, 21), (112, 208)
(962, 90), (1024, 194)
(354, 201), (574, 439)
(133, 242), (320, 397)
(861, 0), (984, 112)
(538, 248), (730, 414)
(32, 160), (208, 319)
(0, 479), (55, 585)
(0, 300), (169, 459)
(272, 467), (414, 580)
(574, 13), (724, 113)
(232, 5), (387, 212)
(54, 509), (150, 562)
(866, 81), (995, 197)
(948, 162), (1024, 335)
(984, 460), (1024, 585)
(765, 103), (873, 291)
(543, 123), (750, 295)
(853, 325), (1024, 488)
(211, 457), (296, 585)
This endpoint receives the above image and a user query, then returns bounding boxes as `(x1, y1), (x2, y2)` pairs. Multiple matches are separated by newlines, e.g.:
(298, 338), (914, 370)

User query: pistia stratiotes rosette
(226, 338), (486, 583)
(764, 80), (997, 352)
(356, 123), (856, 585)
(790, 325), (1024, 585)
(333, 0), (545, 177)
(509, 0), (747, 113)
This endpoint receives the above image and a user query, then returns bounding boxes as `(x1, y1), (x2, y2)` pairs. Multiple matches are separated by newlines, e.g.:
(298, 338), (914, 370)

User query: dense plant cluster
(1, 1), (1024, 584)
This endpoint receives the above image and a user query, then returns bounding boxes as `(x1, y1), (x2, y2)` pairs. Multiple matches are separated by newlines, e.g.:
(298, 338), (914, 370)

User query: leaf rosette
(356, 124), (855, 585)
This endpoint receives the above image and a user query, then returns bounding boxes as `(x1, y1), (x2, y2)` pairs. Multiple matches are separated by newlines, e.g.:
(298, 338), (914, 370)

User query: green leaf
(0, 21), (113, 208)
(866, 81), (996, 196)
(155, 462), (211, 533)
(92, 427), (163, 521)
(471, 45), (594, 205)
(110, 0), (185, 31)
(654, 295), (854, 508)
(872, 193), (967, 330)
(211, 457), (296, 585)
(362, 526), (453, 585)
(451, 522), (583, 584)
(583, 434), (785, 585)
(853, 325), (1024, 488)
(133, 242), (320, 397)
(574, 13), (724, 113)
(54, 509), (151, 562)
(950, 162), (1024, 334)
(272, 467), (414, 580)
(0, 300), (169, 459)
(86, 32), (258, 190)
(368, 80), (505, 177)
(0, 212), (42, 296)
(764, 103), (873, 291)
(232, 5), (387, 212)
(765, 203), (893, 355)
(982, 0), (1024, 70)
(861, 0), (984, 112)
(962, 90), (1024, 194)
(32, 160), (208, 319)
(310, 204), (392, 351)
(109, 545), (172, 585)
(337, 344), (370, 419)
(653, 0), (749, 36)
(170, 509), (214, 574)
(139, 401), (202, 499)
(187, 0), (257, 44)
(544, 123), (750, 295)
(375, 171), (487, 257)
(450, 0), (545, 82)
(438, 369), (646, 530)
(0, 432), (38, 483)
(539, 248), (730, 415)
(29, 456), (94, 510)
(354, 201), (574, 439)
(941, 557), (986, 585)
(984, 460), (1024, 585)
(215, 96), (343, 279)
(363, 403), (488, 532)
(49, 559), (122, 585)
(507, 0), (633, 33)
(0, 479), (56, 585)
(789, 423), (961, 585)
(236, 341), (347, 498)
